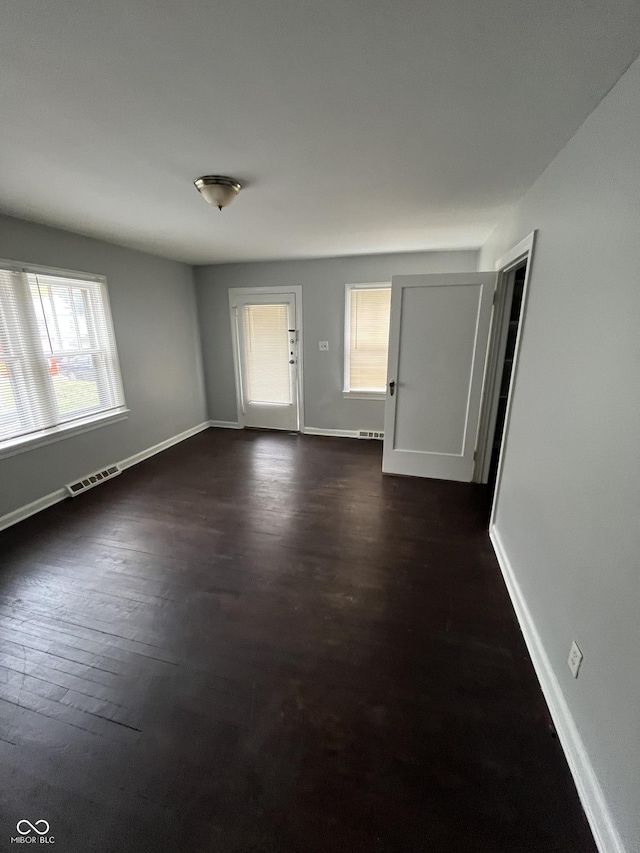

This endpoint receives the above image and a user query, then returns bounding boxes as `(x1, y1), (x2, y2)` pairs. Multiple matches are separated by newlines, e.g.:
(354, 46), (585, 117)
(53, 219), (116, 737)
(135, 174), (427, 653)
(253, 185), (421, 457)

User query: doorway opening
(487, 263), (526, 494)
(474, 231), (535, 520)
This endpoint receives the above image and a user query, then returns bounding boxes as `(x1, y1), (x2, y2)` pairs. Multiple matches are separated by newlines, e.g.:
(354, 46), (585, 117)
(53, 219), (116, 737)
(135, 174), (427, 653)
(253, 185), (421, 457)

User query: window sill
(343, 391), (386, 401)
(0, 408), (129, 461)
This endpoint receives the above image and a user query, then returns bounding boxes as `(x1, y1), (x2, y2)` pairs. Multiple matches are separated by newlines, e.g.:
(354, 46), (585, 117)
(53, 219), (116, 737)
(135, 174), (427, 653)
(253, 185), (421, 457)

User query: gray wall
(479, 57), (640, 853)
(194, 250), (478, 431)
(0, 215), (206, 518)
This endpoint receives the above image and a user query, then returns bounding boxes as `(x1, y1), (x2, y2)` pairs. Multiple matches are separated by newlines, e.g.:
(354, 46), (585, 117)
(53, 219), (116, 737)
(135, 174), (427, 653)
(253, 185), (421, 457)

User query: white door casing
(229, 287), (303, 431)
(382, 272), (496, 481)
(474, 232), (536, 485)
(487, 232), (536, 522)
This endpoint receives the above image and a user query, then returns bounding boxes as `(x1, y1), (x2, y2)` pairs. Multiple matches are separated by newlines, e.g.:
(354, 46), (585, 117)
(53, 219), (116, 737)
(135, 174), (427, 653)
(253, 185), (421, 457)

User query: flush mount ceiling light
(194, 175), (242, 211)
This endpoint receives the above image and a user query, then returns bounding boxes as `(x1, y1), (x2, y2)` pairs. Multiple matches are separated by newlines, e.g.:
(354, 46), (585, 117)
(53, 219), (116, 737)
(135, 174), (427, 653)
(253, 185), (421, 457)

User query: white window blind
(345, 285), (391, 393)
(242, 303), (292, 404)
(0, 264), (126, 448)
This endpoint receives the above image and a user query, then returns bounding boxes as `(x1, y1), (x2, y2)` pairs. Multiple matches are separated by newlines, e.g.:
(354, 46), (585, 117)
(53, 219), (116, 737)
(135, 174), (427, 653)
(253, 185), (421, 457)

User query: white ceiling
(1, 0), (639, 265)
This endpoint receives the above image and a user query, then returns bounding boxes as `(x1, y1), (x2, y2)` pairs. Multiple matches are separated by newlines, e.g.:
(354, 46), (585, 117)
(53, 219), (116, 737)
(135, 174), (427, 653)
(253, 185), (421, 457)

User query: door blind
(0, 266), (125, 445)
(242, 304), (292, 405)
(348, 287), (391, 392)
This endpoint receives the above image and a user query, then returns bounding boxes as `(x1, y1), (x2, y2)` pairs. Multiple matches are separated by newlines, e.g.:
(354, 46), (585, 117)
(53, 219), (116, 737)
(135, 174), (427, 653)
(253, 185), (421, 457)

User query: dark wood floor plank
(0, 429), (596, 852)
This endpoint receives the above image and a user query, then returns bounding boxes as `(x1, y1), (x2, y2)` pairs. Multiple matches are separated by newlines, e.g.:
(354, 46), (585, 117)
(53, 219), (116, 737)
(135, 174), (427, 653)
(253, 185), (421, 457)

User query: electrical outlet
(568, 641), (583, 678)
(319, 341), (329, 351)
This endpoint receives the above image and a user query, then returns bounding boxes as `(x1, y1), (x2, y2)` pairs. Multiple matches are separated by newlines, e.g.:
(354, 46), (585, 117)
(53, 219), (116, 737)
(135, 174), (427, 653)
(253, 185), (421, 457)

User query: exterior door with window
(383, 272), (495, 481)
(231, 290), (300, 431)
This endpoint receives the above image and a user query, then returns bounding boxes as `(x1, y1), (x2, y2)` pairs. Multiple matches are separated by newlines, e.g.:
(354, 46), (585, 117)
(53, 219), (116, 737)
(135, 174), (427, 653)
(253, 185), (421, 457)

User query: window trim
(342, 391), (385, 401)
(0, 258), (106, 284)
(343, 281), (391, 397)
(0, 257), (128, 457)
(0, 407), (129, 461)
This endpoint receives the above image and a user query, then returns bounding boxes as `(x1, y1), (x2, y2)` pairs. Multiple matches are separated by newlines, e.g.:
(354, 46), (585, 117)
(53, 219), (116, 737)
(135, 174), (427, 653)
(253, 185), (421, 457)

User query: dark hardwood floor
(0, 429), (595, 852)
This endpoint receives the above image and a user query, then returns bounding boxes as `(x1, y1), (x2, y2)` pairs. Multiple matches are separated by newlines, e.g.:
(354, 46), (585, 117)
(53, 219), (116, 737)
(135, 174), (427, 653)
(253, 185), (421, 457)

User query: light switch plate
(319, 341), (329, 351)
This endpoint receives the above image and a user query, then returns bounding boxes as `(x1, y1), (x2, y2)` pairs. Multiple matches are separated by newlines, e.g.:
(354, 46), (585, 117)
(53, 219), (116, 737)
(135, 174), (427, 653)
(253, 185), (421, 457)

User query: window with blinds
(344, 284), (391, 394)
(0, 263), (126, 450)
(242, 303), (292, 404)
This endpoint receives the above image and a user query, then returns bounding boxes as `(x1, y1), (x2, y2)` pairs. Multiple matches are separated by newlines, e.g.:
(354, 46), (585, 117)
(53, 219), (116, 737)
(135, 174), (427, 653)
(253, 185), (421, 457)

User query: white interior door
(232, 291), (300, 431)
(382, 272), (495, 481)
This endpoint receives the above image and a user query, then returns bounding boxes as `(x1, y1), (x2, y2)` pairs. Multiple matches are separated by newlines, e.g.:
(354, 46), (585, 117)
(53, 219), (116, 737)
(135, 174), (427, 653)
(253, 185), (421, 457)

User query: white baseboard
(303, 427), (364, 438)
(489, 525), (624, 853)
(0, 488), (67, 533)
(119, 422), (210, 470)
(208, 420), (242, 429)
(0, 422), (210, 533)
(207, 423), (380, 439)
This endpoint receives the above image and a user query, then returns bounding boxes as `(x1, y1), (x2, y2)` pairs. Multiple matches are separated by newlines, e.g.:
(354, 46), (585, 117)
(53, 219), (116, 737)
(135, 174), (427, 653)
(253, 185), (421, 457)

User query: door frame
(228, 285), (305, 431)
(473, 232), (536, 519)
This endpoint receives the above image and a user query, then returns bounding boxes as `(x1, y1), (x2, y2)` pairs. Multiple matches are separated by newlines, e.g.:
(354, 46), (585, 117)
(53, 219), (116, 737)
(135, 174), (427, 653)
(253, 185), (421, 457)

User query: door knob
(389, 380), (395, 396)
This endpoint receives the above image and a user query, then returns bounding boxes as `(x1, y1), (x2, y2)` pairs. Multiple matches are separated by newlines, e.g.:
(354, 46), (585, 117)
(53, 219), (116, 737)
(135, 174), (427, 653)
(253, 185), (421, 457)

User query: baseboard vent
(358, 430), (384, 440)
(66, 464), (120, 496)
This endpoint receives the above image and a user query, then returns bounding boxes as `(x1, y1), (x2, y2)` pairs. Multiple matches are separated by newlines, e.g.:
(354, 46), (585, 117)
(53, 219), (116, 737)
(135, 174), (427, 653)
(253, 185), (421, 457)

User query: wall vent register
(66, 464), (120, 496)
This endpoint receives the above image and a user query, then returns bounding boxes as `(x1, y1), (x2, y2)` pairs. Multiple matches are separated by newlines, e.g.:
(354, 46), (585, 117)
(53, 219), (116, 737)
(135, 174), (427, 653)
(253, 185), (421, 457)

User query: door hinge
(473, 450), (477, 461)
(492, 291), (497, 306)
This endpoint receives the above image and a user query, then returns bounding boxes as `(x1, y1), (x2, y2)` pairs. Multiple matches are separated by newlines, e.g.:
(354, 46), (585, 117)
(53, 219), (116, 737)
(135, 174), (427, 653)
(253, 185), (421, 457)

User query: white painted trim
(118, 422), (209, 470)
(228, 285), (305, 432)
(0, 422), (211, 532)
(227, 286), (299, 296)
(343, 281), (391, 395)
(304, 427), (360, 438)
(490, 526), (624, 853)
(229, 299), (245, 427)
(0, 259), (127, 460)
(0, 256), (105, 283)
(473, 271), (515, 483)
(494, 231), (536, 273)
(0, 487), (67, 533)
(0, 409), (130, 461)
(489, 231), (537, 524)
(304, 427), (372, 439)
(343, 391), (386, 401)
(475, 231), (537, 485)
(208, 420), (242, 429)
